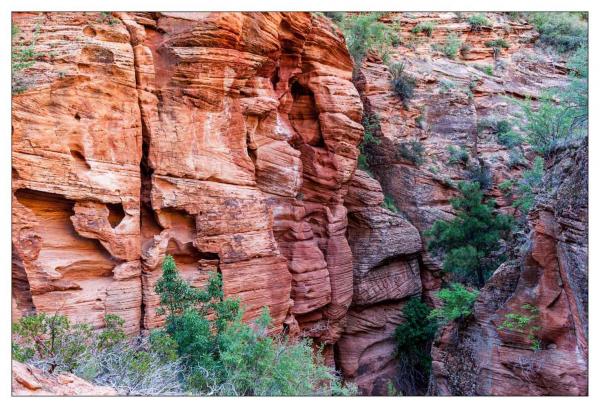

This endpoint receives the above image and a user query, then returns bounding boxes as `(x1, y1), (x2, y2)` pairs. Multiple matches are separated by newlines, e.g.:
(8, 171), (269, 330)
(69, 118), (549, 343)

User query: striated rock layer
(11, 11), (362, 346)
(429, 142), (588, 396)
(355, 12), (571, 304)
(337, 170), (422, 394)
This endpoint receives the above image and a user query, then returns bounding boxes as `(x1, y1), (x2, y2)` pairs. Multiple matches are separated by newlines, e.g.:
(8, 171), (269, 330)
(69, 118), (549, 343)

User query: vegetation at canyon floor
(12, 256), (356, 396)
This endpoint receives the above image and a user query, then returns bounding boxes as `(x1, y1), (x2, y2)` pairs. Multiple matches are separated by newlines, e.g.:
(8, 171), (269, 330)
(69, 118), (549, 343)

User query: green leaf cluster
(428, 283), (479, 324)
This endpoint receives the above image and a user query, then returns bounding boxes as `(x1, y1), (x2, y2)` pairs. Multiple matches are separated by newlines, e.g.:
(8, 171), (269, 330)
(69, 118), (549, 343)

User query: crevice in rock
(69, 148), (91, 171)
(106, 202), (126, 228)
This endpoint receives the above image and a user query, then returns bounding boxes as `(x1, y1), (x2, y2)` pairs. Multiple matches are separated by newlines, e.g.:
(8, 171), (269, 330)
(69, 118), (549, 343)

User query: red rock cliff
(429, 141), (588, 396)
(11, 12), (363, 348)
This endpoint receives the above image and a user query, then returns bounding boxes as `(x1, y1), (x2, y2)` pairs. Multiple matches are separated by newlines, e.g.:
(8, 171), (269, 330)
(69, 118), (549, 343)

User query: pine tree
(426, 181), (513, 287)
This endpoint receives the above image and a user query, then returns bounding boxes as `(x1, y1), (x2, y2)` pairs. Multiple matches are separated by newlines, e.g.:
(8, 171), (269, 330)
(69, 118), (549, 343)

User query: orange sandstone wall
(11, 12), (363, 344)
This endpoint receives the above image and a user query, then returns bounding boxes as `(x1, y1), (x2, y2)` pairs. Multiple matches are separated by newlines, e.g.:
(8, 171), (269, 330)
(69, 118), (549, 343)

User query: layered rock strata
(11, 12), (362, 346)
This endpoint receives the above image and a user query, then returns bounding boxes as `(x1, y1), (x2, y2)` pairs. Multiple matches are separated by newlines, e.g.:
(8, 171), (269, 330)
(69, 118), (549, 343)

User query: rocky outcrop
(12, 361), (117, 396)
(11, 12), (362, 346)
(429, 141), (588, 396)
(355, 12), (570, 303)
(336, 170), (422, 394)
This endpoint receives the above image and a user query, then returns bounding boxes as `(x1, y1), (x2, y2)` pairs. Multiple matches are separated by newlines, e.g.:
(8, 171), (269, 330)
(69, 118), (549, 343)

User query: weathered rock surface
(11, 12), (362, 345)
(12, 360), (117, 396)
(429, 141), (588, 396)
(355, 12), (571, 303)
(337, 170), (422, 394)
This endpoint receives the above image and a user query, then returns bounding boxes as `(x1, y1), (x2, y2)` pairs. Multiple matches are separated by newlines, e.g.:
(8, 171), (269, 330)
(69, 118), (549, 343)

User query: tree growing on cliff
(155, 255), (356, 396)
(426, 181), (513, 287)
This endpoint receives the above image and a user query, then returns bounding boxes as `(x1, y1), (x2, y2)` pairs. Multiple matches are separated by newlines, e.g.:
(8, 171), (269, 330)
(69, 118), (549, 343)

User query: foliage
(426, 181), (513, 287)
(428, 283), (479, 324)
(468, 14), (491, 32)
(519, 47), (587, 156)
(511, 156), (545, 214)
(411, 21), (436, 37)
(485, 38), (510, 49)
(498, 304), (541, 351)
(447, 145), (470, 165)
(492, 120), (523, 148)
(155, 255), (355, 396)
(98, 12), (119, 25)
(397, 140), (425, 166)
(323, 12), (345, 24)
(389, 62), (416, 106)
(340, 13), (397, 66)
(466, 162), (493, 190)
(527, 12), (587, 53)
(12, 313), (94, 373)
(508, 148), (527, 168)
(76, 330), (185, 395)
(11, 23), (41, 93)
(441, 33), (462, 59)
(382, 195), (398, 213)
(12, 257), (356, 396)
(475, 64), (494, 76)
(394, 298), (437, 395)
(358, 113), (381, 171)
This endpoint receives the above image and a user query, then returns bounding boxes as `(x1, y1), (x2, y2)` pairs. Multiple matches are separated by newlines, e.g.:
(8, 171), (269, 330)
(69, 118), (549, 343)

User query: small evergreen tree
(394, 298), (438, 394)
(426, 181), (513, 287)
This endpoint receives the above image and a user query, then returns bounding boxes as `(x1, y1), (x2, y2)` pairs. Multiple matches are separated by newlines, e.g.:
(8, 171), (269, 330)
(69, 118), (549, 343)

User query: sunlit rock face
(11, 12), (362, 343)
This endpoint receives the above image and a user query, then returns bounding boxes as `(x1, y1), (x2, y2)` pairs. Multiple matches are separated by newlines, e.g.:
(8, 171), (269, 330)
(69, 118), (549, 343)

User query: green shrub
(508, 148), (527, 168)
(11, 23), (41, 93)
(358, 113), (381, 171)
(485, 38), (510, 49)
(382, 195), (398, 213)
(12, 313), (95, 373)
(411, 21), (436, 37)
(426, 181), (513, 287)
(429, 283), (479, 323)
(397, 140), (425, 166)
(474, 64), (494, 76)
(520, 47), (587, 155)
(498, 304), (541, 351)
(512, 156), (545, 214)
(490, 120), (523, 148)
(466, 162), (493, 190)
(98, 12), (118, 25)
(439, 79), (456, 94)
(341, 13), (397, 66)
(394, 298), (438, 394)
(447, 145), (470, 165)
(389, 62), (417, 106)
(323, 12), (345, 24)
(468, 14), (491, 31)
(527, 12), (587, 53)
(441, 33), (462, 59)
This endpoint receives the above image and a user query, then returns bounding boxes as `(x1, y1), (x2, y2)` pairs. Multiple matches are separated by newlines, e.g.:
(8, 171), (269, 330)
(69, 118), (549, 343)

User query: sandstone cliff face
(336, 170), (422, 394)
(355, 12), (570, 303)
(12, 11), (586, 397)
(429, 141), (588, 396)
(11, 12), (363, 347)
